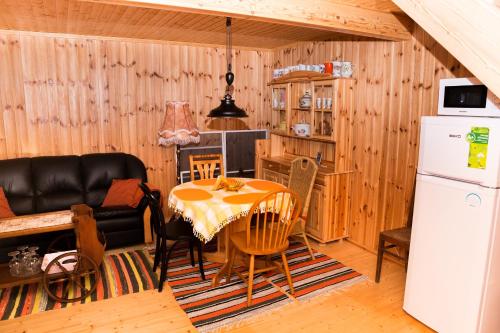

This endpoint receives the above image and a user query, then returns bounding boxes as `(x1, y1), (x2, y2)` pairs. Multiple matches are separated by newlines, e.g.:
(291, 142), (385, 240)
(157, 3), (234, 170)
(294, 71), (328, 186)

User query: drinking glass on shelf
(326, 98), (332, 109)
(27, 246), (41, 274)
(8, 251), (22, 277)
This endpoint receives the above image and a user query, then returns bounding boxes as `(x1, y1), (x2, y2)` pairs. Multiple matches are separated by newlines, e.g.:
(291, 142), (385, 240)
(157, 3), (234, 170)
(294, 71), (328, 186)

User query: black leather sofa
(0, 153), (148, 262)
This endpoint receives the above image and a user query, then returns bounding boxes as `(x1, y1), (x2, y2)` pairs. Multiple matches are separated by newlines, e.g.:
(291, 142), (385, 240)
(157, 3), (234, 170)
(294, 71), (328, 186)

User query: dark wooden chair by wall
(375, 227), (411, 282)
(375, 183), (415, 283)
(139, 183), (205, 292)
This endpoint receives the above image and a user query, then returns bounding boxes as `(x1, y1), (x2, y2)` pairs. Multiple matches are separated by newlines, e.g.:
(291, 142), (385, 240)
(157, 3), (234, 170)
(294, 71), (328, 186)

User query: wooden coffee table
(0, 210), (75, 288)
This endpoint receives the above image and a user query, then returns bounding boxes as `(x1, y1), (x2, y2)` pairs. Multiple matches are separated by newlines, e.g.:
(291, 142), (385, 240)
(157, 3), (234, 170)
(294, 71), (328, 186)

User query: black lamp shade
(208, 94), (248, 118)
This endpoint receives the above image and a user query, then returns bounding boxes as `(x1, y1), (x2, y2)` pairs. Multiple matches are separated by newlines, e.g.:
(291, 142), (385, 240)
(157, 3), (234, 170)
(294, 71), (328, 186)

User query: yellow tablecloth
(168, 178), (285, 243)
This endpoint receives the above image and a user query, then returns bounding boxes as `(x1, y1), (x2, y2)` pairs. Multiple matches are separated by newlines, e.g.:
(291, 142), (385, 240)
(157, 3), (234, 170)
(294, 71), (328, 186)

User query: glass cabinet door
(290, 82), (313, 131)
(313, 81), (334, 138)
(271, 85), (288, 133)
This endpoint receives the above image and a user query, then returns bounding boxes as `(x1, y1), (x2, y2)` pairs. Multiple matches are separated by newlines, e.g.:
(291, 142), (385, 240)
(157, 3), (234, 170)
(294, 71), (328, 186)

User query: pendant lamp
(208, 17), (248, 118)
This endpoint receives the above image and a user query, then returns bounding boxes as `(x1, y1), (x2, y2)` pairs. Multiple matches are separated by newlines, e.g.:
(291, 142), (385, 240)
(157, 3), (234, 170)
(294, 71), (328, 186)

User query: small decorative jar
(299, 91), (312, 108)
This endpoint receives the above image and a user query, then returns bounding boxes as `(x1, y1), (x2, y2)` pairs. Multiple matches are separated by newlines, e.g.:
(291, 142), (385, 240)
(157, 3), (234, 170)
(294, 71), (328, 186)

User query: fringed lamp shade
(158, 101), (200, 146)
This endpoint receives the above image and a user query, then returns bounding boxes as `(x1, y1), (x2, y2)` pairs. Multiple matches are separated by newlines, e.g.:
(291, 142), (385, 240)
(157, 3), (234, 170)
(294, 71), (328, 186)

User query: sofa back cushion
(0, 158), (34, 214)
(81, 153), (147, 207)
(32, 156), (84, 213)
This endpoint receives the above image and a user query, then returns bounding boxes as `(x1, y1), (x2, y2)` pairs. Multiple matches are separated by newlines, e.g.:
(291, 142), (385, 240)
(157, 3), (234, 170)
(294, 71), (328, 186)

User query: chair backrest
(189, 153), (224, 180)
(139, 183), (164, 234)
(244, 189), (302, 251)
(287, 157), (318, 218)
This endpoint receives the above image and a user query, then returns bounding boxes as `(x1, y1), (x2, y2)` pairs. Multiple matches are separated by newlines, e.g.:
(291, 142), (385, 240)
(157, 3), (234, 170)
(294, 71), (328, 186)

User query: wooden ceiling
(0, 0), (411, 48)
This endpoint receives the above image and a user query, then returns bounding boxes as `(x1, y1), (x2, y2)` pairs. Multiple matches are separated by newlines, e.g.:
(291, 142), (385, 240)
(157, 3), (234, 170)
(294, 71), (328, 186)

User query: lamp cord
(226, 17), (232, 73)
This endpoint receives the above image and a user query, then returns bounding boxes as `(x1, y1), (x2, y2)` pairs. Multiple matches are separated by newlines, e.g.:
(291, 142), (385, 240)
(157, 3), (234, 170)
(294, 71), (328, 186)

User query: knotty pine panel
(0, 31), (273, 201)
(274, 26), (473, 251)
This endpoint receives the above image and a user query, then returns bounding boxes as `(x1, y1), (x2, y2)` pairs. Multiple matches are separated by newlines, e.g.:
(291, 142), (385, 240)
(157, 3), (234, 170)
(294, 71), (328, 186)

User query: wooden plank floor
(0, 240), (432, 332)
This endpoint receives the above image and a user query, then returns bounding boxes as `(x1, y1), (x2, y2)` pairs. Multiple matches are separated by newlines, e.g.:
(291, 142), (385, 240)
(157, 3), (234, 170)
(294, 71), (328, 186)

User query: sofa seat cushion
(96, 215), (142, 234)
(93, 205), (139, 220)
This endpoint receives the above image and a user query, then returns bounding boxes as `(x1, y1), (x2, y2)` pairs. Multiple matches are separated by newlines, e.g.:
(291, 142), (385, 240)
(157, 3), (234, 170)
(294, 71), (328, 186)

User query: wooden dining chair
(375, 227), (411, 283)
(139, 183), (205, 292)
(287, 157), (318, 260)
(189, 153), (224, 180)
(226, 189), (302, 306)
(375, 182), (415, 283)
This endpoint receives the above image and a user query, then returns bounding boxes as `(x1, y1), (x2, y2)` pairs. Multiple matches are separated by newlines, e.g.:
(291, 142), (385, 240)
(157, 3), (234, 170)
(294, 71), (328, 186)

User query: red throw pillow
(102, 179), (141, 207)
(0, 187), (15, 218)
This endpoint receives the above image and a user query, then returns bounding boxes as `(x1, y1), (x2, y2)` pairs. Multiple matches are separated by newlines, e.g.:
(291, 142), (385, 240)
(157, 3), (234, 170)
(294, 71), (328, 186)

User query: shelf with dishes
(269, 130), (336, 144)
(262, 70), (355, 244)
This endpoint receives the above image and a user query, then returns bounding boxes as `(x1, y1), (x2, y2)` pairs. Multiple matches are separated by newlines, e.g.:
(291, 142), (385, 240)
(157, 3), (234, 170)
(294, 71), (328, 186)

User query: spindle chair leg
(247, 255), (255, 306)
(226, 247), (237, 283)
(158, 235), (169, 292)
(281, 252), (294, 295)
(153, 232), (162, 272)
(160, 240), (180, 290)
(302, 231), (315, 260)
(196, 239), (206, 280)
(189, 240), (195, 267)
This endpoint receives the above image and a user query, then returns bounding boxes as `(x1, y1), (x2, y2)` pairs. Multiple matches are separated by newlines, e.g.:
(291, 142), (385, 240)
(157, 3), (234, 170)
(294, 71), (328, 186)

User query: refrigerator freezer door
(404, 174), (498, 333)
(418, 116), (500, 187)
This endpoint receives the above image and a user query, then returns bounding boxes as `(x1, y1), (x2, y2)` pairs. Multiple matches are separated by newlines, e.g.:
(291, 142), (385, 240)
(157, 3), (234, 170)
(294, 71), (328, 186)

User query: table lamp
(158, 101), (200, 184)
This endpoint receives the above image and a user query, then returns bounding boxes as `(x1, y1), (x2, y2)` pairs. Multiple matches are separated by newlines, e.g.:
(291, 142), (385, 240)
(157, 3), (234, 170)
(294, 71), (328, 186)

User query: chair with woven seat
(189, 153), (224, 180)
(287, 156), (318, 260)
(225, 189), (302, 306)
(139, 183), (205, 292)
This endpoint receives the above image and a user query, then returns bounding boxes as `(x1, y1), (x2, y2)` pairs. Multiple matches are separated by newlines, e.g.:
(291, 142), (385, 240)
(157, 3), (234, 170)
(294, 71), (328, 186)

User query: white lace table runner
(0, 210), (73, 234)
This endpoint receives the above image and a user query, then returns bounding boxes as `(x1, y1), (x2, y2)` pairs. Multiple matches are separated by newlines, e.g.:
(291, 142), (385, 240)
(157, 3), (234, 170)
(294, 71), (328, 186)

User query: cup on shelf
(333, 61), (342, 78)
(316, 97), (322, 109)
(341, 61), (353, 78)
(326, 98), (332, 109)
(279, 121), (287, 131)
(322, 97), (328, 109)
(324, 62), (333, 74)
(272, 96), (279, 109)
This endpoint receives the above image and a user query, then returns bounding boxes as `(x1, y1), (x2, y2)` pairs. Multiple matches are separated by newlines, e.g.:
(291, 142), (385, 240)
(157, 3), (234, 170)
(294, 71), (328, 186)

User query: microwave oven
(438, 77), (500, 117)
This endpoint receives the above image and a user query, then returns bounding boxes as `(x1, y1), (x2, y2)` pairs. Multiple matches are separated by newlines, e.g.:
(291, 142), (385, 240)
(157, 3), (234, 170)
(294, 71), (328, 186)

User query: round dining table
(168, 177), (285, 286)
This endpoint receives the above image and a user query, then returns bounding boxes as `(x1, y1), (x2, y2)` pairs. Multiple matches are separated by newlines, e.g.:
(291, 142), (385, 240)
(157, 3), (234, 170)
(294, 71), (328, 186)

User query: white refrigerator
(404, 116), (500, 333)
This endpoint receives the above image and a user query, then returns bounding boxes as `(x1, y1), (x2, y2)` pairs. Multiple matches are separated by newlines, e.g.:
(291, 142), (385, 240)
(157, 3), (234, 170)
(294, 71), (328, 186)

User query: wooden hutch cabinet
(257, 71), (354, 243)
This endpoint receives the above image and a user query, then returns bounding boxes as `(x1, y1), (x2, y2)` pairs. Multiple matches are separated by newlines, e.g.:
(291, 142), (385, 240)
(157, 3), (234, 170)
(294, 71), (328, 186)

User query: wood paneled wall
(0, 26), (481, 252)
(274, 26), (472, 251)
(0, 31), (273, 198)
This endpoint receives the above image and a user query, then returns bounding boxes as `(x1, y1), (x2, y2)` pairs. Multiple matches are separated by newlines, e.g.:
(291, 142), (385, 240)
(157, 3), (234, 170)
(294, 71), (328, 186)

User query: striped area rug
(265, 242), (367, 300)
(167, 247), (292, 333)
(0, 250), (157, 320)
(167, 241), (365, 332)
